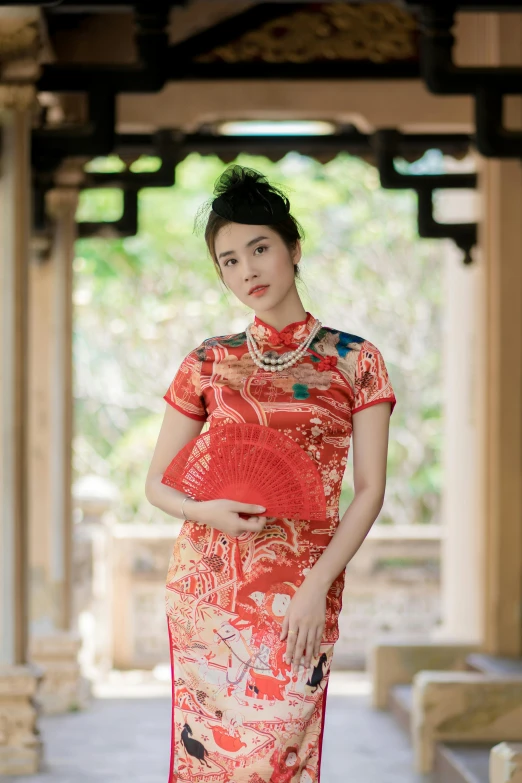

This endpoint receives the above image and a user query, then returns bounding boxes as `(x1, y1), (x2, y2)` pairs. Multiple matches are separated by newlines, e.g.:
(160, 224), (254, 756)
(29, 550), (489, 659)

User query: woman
(145, 165), (396, 782)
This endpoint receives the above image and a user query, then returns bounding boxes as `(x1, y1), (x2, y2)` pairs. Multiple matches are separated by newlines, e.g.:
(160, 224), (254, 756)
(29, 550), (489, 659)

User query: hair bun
(211, 164), (290, 224)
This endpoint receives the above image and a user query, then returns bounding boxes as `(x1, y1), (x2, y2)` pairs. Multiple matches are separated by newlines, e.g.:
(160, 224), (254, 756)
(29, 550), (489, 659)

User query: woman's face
(214, 223), (301, 312)
(285, 751), (297, 766)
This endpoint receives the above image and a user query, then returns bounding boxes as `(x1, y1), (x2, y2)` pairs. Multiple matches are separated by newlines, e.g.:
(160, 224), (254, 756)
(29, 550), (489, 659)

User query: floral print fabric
(163, 311), (395, 782)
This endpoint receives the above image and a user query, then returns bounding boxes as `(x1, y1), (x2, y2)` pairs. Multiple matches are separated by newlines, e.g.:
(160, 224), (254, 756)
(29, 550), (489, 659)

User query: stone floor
(4, 671), (434, 783)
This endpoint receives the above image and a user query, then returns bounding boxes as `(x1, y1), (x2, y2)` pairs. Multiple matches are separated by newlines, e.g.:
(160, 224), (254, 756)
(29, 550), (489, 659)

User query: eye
(223, 245), (268, 267)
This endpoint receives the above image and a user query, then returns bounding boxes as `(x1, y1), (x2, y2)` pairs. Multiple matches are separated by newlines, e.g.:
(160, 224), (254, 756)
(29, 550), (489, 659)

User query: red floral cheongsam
(163, 311), (396, 783)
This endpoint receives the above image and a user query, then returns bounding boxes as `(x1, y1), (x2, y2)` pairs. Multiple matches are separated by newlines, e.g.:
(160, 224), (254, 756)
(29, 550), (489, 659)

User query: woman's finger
(245, 515), (266, 526)
(314, 627), (323, 658)
(285, 624), (298, 665)
(303, 628), (316, 670)
(291, 627), (308, 673)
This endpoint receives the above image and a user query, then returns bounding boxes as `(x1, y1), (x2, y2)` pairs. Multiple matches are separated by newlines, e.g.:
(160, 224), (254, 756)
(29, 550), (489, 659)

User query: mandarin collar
(250, 310), (316, 344)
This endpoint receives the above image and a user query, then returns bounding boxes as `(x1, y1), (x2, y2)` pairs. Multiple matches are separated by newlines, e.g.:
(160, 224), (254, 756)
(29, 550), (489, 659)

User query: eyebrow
(218, 235), (269, 260)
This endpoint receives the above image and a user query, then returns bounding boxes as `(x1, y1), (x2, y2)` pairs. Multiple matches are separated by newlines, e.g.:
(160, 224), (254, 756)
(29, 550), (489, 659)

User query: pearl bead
(246, 318), (322, 373)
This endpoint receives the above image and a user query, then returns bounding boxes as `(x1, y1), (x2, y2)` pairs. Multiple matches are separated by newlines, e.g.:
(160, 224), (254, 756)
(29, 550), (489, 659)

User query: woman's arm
(145, 406), (268, 530)
(303, 400), (392, 593)
(280, 400), (393, 670)
(144, 404), (206, 520)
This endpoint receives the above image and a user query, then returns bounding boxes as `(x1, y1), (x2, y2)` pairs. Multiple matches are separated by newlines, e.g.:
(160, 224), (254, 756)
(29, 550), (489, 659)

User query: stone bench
(490, 742), (522, 783)
(412, 671), (522, 773)
(369, 640), (480, 709)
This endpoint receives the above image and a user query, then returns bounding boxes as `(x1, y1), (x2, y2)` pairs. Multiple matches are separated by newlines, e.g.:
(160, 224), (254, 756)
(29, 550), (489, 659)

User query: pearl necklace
(245, 317), (323, 372)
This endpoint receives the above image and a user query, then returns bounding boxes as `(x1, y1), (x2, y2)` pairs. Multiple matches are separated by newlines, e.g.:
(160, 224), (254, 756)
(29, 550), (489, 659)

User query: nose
(243, 263), (260, 282)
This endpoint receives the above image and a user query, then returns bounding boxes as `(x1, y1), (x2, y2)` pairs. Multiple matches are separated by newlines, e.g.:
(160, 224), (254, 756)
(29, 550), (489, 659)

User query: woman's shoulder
(321, 324), (370, 353)
(184, 331), (247, 359)
(320, 326), (391, 383)
(196, 326), (381, 353)
(191, 325), (385, 357)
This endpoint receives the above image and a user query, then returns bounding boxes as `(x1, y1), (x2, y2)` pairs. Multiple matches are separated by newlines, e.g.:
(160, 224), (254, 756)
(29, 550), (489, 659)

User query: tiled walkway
(4, 672), (433, 783)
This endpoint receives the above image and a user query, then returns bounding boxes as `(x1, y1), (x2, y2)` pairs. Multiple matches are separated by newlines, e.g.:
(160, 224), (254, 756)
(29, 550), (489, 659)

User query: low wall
(337, 524), (441, 668)
(73, 516), (441, 671)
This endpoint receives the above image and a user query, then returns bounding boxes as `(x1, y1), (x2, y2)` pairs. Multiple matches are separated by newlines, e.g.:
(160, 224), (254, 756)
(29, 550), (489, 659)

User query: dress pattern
(163, 311), (396, 782)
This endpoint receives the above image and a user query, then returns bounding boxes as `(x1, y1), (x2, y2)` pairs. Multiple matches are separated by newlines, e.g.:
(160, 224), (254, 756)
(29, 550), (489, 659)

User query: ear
(292, 239), (302, 265)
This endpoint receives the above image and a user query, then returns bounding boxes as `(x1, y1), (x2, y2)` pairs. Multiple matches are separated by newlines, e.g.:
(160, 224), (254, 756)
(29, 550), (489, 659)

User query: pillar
(433, 11), (522, 656)
(27, 188), (91, 714)
(433, 209), (483, 643)
(479, 13), (522, 656)
(0, 95), (43, 774)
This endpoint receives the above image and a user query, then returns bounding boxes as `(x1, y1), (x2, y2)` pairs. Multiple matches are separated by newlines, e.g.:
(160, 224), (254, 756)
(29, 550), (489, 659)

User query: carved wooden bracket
(76, 188), (138, 239)
(373, 128), (477, 263)
(415, 5), (522, 158)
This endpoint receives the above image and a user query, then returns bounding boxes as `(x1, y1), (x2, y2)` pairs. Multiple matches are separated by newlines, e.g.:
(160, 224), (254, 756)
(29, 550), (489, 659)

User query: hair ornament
(195, 164), (290, 230)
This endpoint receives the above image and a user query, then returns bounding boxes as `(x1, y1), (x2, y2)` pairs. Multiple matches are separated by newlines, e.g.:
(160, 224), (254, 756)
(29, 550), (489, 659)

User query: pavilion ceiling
(1, 0), (520, 261)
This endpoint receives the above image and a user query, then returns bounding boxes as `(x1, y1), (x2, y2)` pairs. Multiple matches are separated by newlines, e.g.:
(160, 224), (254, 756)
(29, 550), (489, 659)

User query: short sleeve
(352, 340), (396, 416)
(163, 346), (207, 421)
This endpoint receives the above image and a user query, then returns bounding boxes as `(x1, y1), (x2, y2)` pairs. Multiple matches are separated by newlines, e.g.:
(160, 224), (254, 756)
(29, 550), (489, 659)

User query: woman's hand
(279, 578), (327, 672)
(188, 497), (267, 538)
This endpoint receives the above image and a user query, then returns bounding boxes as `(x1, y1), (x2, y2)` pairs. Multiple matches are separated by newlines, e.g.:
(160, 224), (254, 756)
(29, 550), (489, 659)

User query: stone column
(27, 188), (91, 714)
(72, 476), (119, 680)
(433, 199), (483, 643)
(478, 14), (522, 656)
(0, 96), (43, 774)
(431, 10), (522, 656)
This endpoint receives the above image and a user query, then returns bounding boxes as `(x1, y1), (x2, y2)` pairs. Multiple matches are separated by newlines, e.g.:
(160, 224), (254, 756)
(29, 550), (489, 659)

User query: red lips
(249, 285), (269, 295)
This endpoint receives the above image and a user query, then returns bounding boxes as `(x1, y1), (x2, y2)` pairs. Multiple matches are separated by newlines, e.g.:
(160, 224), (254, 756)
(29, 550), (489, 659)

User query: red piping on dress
(163, 394), (207, 421)
(167, 616), (176, 783)
(317, 678), (329, 782)
(352, 395), (396, 416)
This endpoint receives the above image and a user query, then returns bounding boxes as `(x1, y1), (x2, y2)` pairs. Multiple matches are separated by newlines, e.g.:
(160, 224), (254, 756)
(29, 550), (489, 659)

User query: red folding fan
(161, 423), (327, 523)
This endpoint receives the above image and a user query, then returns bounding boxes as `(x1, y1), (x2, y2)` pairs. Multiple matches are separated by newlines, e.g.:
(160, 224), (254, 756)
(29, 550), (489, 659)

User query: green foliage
(73, 152), (443, 525)
(76, 188), (123, 222)
(84, 155), (126, 173)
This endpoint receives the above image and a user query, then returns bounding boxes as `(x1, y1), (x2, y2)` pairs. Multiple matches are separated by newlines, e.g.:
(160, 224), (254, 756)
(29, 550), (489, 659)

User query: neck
(253, 301), (307, 334)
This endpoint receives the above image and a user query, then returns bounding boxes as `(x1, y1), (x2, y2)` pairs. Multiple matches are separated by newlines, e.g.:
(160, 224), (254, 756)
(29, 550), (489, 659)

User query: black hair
(194, 164), (304, 284)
